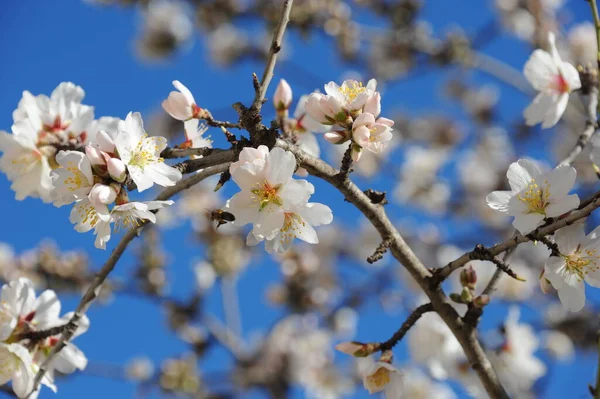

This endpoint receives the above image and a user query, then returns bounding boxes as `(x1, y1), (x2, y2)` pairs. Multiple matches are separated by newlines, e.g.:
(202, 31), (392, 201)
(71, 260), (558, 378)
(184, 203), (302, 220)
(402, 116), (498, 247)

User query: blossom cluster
(283, 78), (395, 162)
(225, 145), (333, 253)
(0, 83), (181, 249)
(0, 278), (88, 398)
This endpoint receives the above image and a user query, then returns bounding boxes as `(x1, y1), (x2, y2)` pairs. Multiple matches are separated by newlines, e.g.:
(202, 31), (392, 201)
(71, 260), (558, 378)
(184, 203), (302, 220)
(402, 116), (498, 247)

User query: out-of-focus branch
(276, 139), (509, 399)
(28, 162), (231, 397)
(470, 52), (534, 96)
(588, 0), (600, 75)
(252, 0), (294, 110)
(560, 86), (599, 166)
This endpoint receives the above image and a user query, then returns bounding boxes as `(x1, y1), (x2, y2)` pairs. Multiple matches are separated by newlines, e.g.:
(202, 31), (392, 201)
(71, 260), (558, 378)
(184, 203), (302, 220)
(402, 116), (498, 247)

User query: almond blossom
(489, 307), (546, 396)
(0, 278), (89, 398)
(226, 146), (332, 252)
(486, 159), (579, 234)
(543, 223), (600, 312)
(114, 112), (182, 192)
(0, 82), (120, 202)
(351, 113), (394, 162)
(358, 356), (403, 398)
(523, 32), (581, 128)
(0, 343), (34, 398)
(162, 80), (201, 121)
(246, 200), (333, 254)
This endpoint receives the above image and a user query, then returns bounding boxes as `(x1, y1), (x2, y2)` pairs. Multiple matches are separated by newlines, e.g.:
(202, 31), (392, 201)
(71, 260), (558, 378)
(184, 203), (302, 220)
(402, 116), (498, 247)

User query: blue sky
(0, 0), (598, 398)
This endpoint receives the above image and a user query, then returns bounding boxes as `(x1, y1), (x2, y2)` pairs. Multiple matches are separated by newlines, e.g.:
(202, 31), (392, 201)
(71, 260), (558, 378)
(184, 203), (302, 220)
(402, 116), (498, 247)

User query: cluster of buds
(450, 266), (490, 308)
(51, 112), (181, 249)
(304, 79), (394, 162)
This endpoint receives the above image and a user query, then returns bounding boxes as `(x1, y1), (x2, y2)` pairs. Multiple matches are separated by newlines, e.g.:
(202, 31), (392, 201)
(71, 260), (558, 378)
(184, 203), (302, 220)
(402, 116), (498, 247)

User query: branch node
(363, 189), (388, 205)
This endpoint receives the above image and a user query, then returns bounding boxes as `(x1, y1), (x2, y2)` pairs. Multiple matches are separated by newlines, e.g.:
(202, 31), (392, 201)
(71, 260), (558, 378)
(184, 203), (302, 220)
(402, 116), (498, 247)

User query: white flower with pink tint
(523, 32), (581, 128)
(162, 80), (201, 121)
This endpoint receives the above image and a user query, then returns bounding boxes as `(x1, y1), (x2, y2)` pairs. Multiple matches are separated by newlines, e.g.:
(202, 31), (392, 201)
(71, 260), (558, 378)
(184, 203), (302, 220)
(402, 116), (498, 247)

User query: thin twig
(161, 146), (215, 159)
(252, 0), (294, 110)
(481, 246), (516, 297)
(433, 191), (600, 281)
(379, 303), (434, 351)
(28, 163), (231, 397)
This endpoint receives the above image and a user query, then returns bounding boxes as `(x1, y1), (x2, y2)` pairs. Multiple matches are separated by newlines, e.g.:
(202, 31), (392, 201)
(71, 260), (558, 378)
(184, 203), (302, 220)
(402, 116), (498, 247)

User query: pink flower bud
(107, 158), (127, 183)
(363, 92), (381, 116)
(352, 126), (371, 148)
(89, 183), (117, 206)
(86, 146), (107, 167)
(274, 79), (292, 111)
(376, 117), (394, 127)
(324, 131), (348, 144)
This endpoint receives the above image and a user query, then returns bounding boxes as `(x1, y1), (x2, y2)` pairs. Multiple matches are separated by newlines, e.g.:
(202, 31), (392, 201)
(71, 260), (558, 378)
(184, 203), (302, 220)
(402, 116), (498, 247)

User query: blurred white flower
(523, 32), (581, 128)
(544, 223), (600, 312)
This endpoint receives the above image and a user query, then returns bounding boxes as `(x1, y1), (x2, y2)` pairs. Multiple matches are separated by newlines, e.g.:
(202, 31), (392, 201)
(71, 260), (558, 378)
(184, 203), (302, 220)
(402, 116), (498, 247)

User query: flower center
(366, 367), (391, 390)
(517, 179), (550, 214)
(129, 136), (162, 169)
(338, 81), (366, 103)
(553, 74), (570, 93)
(251, 181), (282, 211)
(563, 247), (600, 281)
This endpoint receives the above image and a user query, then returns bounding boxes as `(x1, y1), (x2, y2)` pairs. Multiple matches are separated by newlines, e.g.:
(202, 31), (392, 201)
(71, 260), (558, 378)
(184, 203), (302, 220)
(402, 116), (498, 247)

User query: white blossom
(408, 312), (464, 380)
(523, 32), (581, 128)
(359, 357), (403, 398)
(489, 307), (546, 396)
(226, 146), (328, 247)
(544, 223), (600, 312)
(486, 159), (579, 234)
(0, 343), (34, 398)
(247, 200), (333, 253)
(162, 80), (200, 121)
(114, 112), (182, 192)
(0, 121), (53, 201)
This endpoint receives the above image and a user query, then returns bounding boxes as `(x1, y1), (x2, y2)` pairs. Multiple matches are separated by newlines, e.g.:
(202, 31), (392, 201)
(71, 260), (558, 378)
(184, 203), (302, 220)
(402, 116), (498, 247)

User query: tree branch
(434, 191), (600, 281)
(252, 0), (294, 110)
(276, 139), (509, 399)
(379, 303), (434, 351)
(28, 162), (231, 397)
